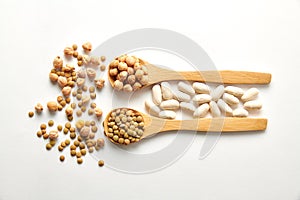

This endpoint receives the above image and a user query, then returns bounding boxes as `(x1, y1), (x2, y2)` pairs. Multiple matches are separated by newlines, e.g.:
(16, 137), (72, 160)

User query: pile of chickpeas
(105, 108), (145, 144)
(109, 55), (149, 92)
(28, 42), (106, 167)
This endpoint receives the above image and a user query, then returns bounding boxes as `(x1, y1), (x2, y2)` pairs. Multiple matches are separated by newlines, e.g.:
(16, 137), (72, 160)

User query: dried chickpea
(47, 101), (58, 112)
(34, 103), (43, 113)
(64, 47), (74, 56)
(82, 42), (92, 52)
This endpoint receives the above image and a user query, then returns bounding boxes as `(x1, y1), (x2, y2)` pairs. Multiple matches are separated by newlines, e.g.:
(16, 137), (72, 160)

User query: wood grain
(141, 112), (267, 138)
(147, 64), (272, 85)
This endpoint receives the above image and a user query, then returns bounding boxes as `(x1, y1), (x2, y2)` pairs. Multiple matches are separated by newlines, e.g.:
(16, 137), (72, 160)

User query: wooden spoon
(103, 108), (268, 145)
(108, 58), (272, 89)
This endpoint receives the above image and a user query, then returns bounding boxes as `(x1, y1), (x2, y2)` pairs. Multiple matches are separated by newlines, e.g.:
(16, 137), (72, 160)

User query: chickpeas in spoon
(103, 108), (268, 145)
(108, 55), (272, 92)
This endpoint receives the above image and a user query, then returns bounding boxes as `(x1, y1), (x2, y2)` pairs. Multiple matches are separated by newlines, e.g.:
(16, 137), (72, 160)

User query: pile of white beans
(145, 81), (262, 119)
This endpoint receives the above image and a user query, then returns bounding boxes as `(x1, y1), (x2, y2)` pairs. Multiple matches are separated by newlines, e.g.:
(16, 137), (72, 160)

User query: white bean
(244, 100), (262, 110)
(173, 89), (191, 102)
(180, 102), (196, 112)
(178, 81), (195, 96)
(211, 85), (224, 101)
(192, 82), (210, 94)
(160, 99), (180, 110)
(209, 101), (221, 117)
(222, 93), (239, 105)
(145, 99), (160, 117)
(224, 86), (244, 97)
(159, 110), (176, 119)
(161, 82), (173, 100)
(217, 99), (233, 116)
(192, 94), (212, 104)
(152, 84), (162, 105)
(241, 88), (259, 102)
(193, 103), (209, 118)
(233, 108), (248, 117)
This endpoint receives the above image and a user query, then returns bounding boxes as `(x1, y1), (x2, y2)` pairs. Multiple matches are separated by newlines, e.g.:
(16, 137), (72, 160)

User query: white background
(0, 0), (300, 199)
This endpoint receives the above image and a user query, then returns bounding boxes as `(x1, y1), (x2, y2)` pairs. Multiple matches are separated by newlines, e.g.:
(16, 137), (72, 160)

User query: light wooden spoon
(103, 108), (268, 145)
(108, 58), (272, 89)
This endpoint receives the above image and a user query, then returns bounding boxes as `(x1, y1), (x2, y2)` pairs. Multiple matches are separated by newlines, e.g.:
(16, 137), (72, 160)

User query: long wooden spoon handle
(147, 64), (271, 84)
(179, 71), (272, 84)
(143, 117), (268, 137)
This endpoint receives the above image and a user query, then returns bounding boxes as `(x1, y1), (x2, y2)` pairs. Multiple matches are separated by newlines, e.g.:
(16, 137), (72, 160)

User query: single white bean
(152, 84), (162, 105)
(160, 99), (180, 110)
(193, 103), (210, 118)
(241, 88), (259, 102)
(178, 81), (195, 96)
(244, 100), (262, 110)
(192, 82), (210, 94)
(233, 108), (248, 117)
(159, 110), (176, 119)
(209, 101), (221, 117)
(224, 86), (244, 97)
(217, 99), (233, 116)
(161, 82), (173, 100)
(222, 93), (239, 105)
(173, 89), (191, 102)
(192, 94), (212, 104)
(180, 102), (196, 112)
(145, 99), (160, 117)
(211, 85), (224, 101)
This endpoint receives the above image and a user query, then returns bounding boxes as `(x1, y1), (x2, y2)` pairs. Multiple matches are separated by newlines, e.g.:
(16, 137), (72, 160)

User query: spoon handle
(148, 65), (271, 84)
(143, 117), (267, 137)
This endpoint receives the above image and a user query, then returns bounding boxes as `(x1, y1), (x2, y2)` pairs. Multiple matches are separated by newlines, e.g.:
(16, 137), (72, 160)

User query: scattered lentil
(28, 111), (34, 118)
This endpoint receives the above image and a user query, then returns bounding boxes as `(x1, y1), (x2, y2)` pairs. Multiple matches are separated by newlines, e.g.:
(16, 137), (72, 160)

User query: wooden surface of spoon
(103, 108), (268, 144)
(108, 59), (272, 89)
